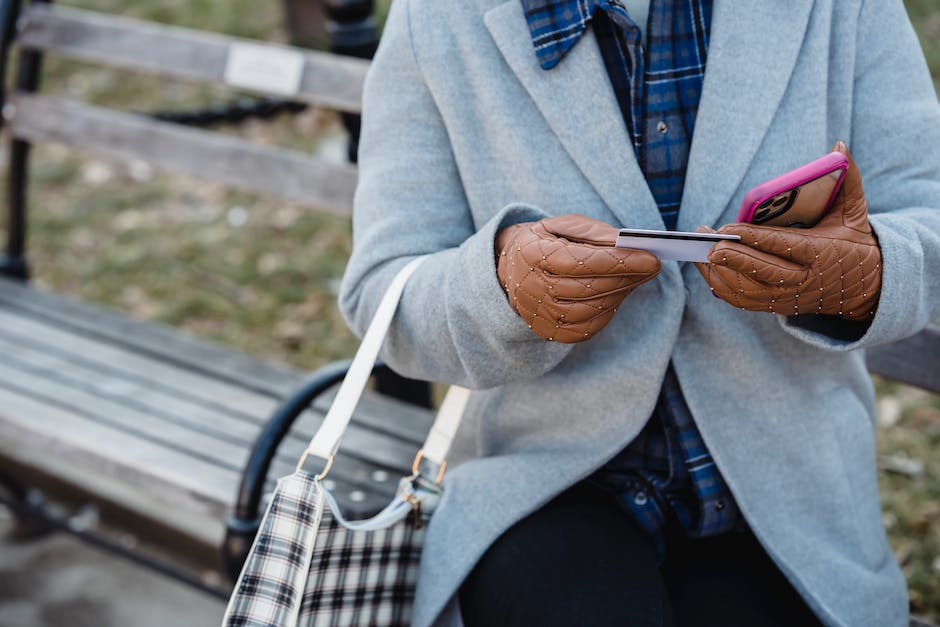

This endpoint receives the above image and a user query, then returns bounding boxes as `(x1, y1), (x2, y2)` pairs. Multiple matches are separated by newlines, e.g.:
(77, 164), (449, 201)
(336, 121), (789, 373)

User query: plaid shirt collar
(522, 0), (636, 70)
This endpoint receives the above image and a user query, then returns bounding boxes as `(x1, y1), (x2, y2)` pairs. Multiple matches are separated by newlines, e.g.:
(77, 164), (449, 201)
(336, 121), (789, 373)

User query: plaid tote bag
(223, 257), (469, 627)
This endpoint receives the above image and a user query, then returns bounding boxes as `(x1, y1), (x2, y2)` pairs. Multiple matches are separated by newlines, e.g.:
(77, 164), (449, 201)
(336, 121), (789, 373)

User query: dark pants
(458, 481), (822, 627)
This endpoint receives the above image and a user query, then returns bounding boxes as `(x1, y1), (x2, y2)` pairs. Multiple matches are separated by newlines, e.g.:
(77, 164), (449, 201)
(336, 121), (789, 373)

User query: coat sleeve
(337, 0), (573, 389)
(778, 0), (940, 351)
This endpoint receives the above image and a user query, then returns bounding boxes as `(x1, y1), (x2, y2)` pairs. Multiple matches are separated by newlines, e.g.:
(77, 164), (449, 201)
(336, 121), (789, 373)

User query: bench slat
(17, 3), (368, 112)
(0, 354), (253, 473)
(865, 324), (940, 394)
(0, 315), (411, 527)
(0, 331), (274, 443)
(0, 307), (286, 418)
(0, 382), (238, 516)
(0, 276), (301, 399)
(9, 93), (357, 214)
(0, 277), (434, 446)
(0, 311), (421, 484)
(0, 332), (420, 479)
(0, 392), (389, 540)
(0, 283), (432, 501)
(0, 325), (424, 484)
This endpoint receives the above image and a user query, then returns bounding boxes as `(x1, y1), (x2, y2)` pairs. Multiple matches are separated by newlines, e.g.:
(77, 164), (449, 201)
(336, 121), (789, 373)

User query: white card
(615, 228), (741, 263)
(224, 43), (305, 96)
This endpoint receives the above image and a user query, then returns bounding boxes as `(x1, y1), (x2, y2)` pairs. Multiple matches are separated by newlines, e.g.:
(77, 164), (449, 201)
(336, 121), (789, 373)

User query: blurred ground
(0, 0), (938, 624)
(0, 509), (225, 627)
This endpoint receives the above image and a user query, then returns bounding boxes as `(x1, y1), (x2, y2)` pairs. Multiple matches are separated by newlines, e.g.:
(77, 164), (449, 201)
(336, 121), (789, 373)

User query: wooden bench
(0, 0), (435, 595)
(0, 1), (937, 623)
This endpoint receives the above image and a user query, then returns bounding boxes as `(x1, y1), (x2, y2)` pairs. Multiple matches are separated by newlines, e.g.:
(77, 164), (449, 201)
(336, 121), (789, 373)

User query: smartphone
(736, 151), (849, 228)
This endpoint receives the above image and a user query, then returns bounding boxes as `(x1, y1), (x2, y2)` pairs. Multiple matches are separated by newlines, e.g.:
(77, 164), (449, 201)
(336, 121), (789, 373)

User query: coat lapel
(484, 0), (816, 232)
(679, 0), (816, 230)
(483, 0), (661, 229)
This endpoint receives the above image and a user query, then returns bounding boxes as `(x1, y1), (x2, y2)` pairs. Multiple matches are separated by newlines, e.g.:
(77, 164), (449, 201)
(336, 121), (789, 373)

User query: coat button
(634, 491), (648, 506)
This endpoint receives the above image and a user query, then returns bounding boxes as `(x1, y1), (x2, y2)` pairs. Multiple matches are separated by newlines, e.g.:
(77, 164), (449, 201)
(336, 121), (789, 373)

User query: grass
(25, 140), (357, 366)
(906, 0), (940, 94)
(1, 0), (939, 621)
(14, 0), (359, 368)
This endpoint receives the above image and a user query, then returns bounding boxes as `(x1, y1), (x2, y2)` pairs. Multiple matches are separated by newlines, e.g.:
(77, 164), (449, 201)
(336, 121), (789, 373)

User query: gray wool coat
(337, 0), (940, 625)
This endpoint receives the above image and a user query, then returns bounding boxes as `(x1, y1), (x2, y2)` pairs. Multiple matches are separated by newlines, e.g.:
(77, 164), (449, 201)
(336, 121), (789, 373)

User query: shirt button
(657, 121), (668, 134)
(714, 500), (725, 511)
(634, 491), (648, 506)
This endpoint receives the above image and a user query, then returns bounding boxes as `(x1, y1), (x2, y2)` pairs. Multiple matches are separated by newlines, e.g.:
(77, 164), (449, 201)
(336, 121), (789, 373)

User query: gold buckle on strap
(296, 449), (335, 481)
(411, 449), (447, 485)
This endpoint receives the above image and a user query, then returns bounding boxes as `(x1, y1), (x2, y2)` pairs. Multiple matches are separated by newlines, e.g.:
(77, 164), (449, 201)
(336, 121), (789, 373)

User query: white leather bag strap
(305, 256), (427, 463)
(421, 385), (470, 466)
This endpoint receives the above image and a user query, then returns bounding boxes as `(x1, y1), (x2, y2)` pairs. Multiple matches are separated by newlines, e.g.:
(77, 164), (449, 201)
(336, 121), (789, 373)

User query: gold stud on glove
(695, 142), (882, 321)
(495, 214), (661, 343)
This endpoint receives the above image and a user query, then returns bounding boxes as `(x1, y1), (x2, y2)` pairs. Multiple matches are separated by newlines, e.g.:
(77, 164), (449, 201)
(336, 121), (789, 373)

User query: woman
(338, 0), (940, 625)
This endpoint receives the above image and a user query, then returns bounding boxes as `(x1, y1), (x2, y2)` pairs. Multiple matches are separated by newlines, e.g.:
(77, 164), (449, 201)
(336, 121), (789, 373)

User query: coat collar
(485, 0), (815, 230)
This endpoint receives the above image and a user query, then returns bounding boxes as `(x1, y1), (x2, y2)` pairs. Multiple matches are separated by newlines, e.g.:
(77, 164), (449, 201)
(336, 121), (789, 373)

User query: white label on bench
(224, 43), (304, 96)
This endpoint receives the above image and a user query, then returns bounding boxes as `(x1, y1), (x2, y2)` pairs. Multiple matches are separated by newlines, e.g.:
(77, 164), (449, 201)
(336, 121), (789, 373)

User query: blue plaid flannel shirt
(522, 0), (742, 558)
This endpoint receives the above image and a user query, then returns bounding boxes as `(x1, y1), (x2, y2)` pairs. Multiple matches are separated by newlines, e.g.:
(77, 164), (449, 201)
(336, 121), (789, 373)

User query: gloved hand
(695, 142), (882, 321)
(496, 214), (661, 342)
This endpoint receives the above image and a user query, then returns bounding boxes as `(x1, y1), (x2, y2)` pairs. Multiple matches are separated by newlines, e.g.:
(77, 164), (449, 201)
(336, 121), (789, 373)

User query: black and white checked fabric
(300, 507), (424, 625)
(224, 471), (432, 627)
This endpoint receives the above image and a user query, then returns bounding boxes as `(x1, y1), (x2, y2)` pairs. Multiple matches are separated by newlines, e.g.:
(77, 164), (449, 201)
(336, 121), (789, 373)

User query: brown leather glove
(695, 142), (882, 321)
(496, 214), (661, 342)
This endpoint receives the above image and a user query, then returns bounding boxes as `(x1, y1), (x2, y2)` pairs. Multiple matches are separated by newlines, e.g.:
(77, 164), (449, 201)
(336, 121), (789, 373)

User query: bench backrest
(7, 2), (365, 213)
(2, 1), (938, 395)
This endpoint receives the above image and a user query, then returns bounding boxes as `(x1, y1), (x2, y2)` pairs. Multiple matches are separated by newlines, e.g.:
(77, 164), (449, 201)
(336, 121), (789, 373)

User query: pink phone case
(736, 151), (849, 227)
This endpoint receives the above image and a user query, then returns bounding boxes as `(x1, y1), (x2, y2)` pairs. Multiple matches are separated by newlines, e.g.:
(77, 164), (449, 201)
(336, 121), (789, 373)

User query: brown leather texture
(496, 214), (661, 343)
(695, 143), (882, 321)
